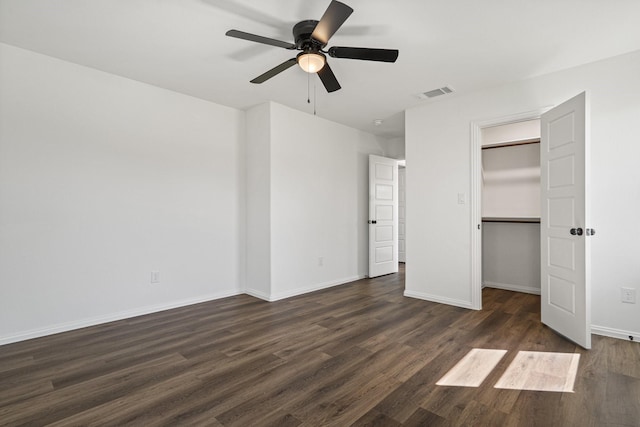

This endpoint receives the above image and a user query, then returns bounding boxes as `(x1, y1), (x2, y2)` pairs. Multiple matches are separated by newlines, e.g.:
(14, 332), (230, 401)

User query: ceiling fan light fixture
(297, 52), (326, 73)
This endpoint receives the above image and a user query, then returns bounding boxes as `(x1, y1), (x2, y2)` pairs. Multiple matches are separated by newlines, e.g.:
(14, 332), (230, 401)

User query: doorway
(481, 121), (541, 296)
(470, 109), (548, 310)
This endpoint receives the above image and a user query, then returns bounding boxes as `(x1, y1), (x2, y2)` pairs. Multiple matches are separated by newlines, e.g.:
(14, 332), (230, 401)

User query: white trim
(483, 281), (541, 295)
(268, 275), (365, 302)
(591, 325), (640, 343)
(0, 289), (243, 346)
(469, 107), (552, 311)
(470, 122), (483, 310)
(244, 288), (271, 301)
(403, 290), (474, 310)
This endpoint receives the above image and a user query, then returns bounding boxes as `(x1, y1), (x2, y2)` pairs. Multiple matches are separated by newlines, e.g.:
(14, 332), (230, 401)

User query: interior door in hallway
(398, 167), (406, 263)
(368, 155), (398, 278)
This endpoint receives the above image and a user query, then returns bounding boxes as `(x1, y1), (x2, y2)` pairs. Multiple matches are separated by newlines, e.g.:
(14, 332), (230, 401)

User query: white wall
(245, 103), (272, 299)
(406, 49), (640, 339)
(482, 120), (540, 146)
(482, 143), (540, 218)
(0, 44), (388, 344)
(482, 222), (541, 294)
(0, 43), (245, 344)
(380, 137), (406, 160)
(245, 102), (386, 301)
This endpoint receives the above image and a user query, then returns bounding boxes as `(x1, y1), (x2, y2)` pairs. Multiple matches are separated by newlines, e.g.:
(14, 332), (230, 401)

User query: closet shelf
(482, 217), (540, 224)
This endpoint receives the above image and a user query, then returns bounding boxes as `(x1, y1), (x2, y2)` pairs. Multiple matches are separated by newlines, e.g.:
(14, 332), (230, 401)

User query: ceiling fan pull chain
(307, 71), (311, 104)
(314, 85), (317, 116)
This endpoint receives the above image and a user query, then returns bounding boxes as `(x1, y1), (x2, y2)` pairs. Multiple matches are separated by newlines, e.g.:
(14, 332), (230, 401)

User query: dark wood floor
(1, 266), (639, 426)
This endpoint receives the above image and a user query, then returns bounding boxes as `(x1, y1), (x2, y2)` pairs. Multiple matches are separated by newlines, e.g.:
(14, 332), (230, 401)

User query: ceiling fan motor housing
(293, 20), (325, 52)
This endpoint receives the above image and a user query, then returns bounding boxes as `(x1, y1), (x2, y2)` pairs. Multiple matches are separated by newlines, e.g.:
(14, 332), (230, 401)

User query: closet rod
(482, 139), (540, 150)
(482, 217), (540, 224)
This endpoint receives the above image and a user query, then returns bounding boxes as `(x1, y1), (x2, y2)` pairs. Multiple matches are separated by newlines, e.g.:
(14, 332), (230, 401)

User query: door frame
(469, 108), (552, 310)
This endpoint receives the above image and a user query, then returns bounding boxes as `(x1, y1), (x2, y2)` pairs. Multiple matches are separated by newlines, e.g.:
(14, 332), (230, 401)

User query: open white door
(541, 92), (592, 349)
(398, 167), (406, 263)
(368, 155), (398, 278)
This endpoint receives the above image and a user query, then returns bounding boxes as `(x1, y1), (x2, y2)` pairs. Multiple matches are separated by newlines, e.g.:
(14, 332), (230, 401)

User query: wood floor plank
(46, 370), (203, 426)
(215, 346), (375, 426)
(0, 379), (54, 407)
(299, 376), (401, 427)
(403, 407), (451, 427)
(505, 390), (563, 427)
(456, 399), (509, 426)
(603, 372), (640, 426)
(350, 409), (402, 427)
(0, 353), (189, 425)
(473, 351), (523, 414)
(120, 358), (295, 424)
(285, 349), (405, 424)
(0, 264), (637, 426)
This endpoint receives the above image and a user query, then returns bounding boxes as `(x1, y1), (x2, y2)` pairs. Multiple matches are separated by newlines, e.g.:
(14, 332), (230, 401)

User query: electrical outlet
(318, 257), (324, 267)
(621, 287), (636, 304)
(151, 271), (160, 284)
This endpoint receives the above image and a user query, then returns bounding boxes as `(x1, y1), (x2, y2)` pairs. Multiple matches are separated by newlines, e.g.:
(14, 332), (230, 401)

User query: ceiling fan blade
(311, 1), (354, 45)
(250, 58), (297, 84)
(317, 62), (341, 93)
(226, 30), (296, 50)
(328, 46), (399, 62)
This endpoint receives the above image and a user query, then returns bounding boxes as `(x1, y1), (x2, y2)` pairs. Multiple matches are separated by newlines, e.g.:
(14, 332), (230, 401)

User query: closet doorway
(481, 120), (541, 296)
(470, 94), (592, 349)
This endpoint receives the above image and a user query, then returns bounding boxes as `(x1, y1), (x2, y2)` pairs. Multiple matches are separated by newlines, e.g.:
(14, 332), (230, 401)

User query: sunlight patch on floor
(436, 348), (507, 387)
(494, 351), (580, 392)
(437, 349), (580, 392)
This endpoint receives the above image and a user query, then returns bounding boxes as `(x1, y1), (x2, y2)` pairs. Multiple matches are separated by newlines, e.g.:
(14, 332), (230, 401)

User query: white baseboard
(403, 290), (474, 310)
(483, 281), (541, 295)
(267, 275), (365, 302)
(244, 288), (271, 301)
(0, 289), (242, 346)
(9, 282), (636, 347)
(1, 275), (368, 346)
(592, 324), (640, 343)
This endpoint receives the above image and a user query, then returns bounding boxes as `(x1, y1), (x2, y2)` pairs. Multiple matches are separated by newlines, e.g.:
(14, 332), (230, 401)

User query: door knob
(570, 228), (583, 236)
(586, 228), (596, 236)
(368, 220), (377, 224)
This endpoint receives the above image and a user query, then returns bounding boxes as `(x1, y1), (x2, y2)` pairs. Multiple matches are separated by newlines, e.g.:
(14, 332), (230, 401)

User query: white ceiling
(2, 0), (640, 138)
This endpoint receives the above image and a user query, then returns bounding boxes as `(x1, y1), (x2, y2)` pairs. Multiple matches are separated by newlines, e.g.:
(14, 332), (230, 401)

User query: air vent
(416, 86), (454, 99)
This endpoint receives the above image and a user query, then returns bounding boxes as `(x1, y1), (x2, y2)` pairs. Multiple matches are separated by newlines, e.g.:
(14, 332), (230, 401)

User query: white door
(398, 167), (406, 263)
(368, 155), (398, 278)
(540, 91), (591, 349)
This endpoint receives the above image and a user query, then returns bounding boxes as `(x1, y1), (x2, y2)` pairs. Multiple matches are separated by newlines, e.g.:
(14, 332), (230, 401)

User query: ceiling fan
(225, 0), (399, 93)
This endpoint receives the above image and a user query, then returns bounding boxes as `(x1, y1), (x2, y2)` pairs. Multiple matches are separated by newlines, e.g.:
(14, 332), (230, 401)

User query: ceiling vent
(417, 86), (454, 99)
